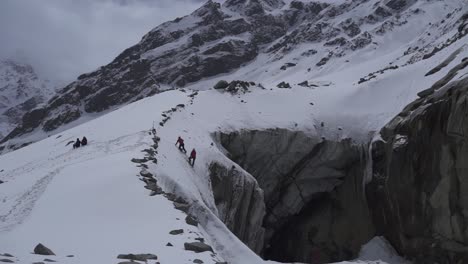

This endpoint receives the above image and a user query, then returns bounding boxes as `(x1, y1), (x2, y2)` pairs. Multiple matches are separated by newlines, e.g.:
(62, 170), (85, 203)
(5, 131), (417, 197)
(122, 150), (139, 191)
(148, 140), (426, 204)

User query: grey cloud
(0, 0), (206, 84)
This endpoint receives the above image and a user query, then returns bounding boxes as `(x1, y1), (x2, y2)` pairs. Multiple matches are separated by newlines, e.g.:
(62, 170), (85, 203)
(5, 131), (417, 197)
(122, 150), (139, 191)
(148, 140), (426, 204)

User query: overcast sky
(0, 0), (205, 84)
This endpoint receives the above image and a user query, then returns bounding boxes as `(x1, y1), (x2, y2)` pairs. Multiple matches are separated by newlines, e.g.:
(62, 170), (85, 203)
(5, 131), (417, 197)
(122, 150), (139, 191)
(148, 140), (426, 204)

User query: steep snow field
(0, 92), (226, 264)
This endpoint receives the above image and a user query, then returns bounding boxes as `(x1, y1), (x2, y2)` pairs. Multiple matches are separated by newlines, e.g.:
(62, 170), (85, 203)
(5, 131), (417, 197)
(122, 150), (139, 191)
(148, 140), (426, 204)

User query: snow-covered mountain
(1, 0), (468, 264)
(2, 0), (466, 149)
(0, 60), (54, 140)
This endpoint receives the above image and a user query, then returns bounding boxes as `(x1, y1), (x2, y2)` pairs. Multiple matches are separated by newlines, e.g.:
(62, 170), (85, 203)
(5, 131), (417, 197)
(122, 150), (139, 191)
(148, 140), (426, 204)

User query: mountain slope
(0, 30), (466, 263)
(0, 60), (54, 139)
(2, 0), (466, 150)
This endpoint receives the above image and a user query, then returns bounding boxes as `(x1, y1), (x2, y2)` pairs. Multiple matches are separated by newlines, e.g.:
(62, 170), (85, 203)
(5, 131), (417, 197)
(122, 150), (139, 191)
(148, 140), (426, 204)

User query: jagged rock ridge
(5, 0), (465, 148)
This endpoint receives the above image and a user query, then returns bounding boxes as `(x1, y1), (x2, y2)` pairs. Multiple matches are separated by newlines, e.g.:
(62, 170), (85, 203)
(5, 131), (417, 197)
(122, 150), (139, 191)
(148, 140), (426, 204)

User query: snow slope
(0, 91), (225, 264)
(0, 83), (414, 263)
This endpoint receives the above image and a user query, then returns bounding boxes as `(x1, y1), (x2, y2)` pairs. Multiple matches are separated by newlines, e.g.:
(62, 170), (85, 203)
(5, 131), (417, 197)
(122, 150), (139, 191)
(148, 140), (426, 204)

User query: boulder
(193, 259), (204, 263)
(276, 81), (291, 88)
(169, 229), (184, 235)
(33, 243), (55, 256)
(214, 80), (229, 90)
(184, 242), (213, 253)
(185, 215), (199, 227)
(117, 253), (157, 261)
(140, 169), (153, 178)
(0, 259), (13, 263)
(131, 158), (148, 164)
(173, 202), (190, 213)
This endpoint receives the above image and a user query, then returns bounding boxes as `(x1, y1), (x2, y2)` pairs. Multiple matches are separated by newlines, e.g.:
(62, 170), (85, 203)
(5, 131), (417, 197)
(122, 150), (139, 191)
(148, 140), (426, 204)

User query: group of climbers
(175, 136), (197, 167)
(73, 136), (88, 149)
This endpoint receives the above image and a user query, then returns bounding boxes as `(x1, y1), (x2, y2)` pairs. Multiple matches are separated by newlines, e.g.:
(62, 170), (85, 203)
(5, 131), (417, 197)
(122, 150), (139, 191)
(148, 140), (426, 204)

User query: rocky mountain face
(0, 60), (54, 139)
(369, 59), (468, 263)
(5, 0), (464, 148)
(209, 161), (266, 254)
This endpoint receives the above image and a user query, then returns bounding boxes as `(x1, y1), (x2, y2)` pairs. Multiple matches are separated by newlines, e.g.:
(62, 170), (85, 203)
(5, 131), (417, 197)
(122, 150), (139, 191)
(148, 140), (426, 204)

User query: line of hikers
(175, 136), (196, 166)
(73, 136), (88, 149)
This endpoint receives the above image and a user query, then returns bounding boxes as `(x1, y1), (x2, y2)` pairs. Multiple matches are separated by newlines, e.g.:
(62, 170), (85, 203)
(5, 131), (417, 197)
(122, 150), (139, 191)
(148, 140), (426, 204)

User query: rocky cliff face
(217, 129), (374, 263)
(369, 59), (468, 263)
(4, 0), (457, 147)
(208, 162), (266, 254)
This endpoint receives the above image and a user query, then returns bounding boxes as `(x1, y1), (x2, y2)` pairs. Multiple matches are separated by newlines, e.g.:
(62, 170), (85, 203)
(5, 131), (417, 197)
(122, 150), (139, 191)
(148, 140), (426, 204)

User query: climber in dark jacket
(73, 138), (81, 149)
(189, 148), (196, 166)
(81, 136), (88, 146)
(175, 136), (187, 153)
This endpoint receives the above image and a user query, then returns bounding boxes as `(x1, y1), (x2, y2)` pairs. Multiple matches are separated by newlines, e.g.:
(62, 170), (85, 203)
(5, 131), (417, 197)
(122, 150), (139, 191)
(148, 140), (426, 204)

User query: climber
(73, 138), (81, 149)
(189, 148), (196, 167)
(175, 136), (187, 153)
(81, 136), (88, 146)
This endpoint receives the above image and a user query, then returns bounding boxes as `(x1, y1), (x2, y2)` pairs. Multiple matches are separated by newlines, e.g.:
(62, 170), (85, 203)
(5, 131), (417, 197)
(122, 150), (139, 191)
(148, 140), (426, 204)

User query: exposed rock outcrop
(369, 72), (468, 263)
(218, 129), (374, 263)
(209, 162), (265, 254)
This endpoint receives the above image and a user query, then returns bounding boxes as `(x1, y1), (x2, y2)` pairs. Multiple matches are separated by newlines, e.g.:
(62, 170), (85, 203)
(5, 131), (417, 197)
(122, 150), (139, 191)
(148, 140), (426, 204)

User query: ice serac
(369, 61), (468, 263)
(218, 129), (375, 263)
(208, 162), (265, 254)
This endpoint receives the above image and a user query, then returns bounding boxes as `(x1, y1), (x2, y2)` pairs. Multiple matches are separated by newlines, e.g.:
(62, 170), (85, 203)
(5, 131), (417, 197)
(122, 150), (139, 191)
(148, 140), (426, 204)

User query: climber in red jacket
(175, 136), (187, 153)
(189, 148), (196, 167)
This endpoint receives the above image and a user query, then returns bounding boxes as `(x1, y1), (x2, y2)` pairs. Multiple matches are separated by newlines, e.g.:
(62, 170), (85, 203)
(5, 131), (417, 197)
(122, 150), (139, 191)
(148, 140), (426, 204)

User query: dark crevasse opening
(213, 128), (375, 264)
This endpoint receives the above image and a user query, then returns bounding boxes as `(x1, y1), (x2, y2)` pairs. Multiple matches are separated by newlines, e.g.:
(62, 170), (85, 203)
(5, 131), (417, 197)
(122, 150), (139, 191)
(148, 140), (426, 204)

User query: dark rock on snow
(214, 80), (229, 89)
(185, 215), (199, 226)
(276, 81), (291, 88)
(117, 253), (158, 262)
(169, 229), (184, 235)
(184, 242), (213, 253)
(33, 243), (55, 256)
